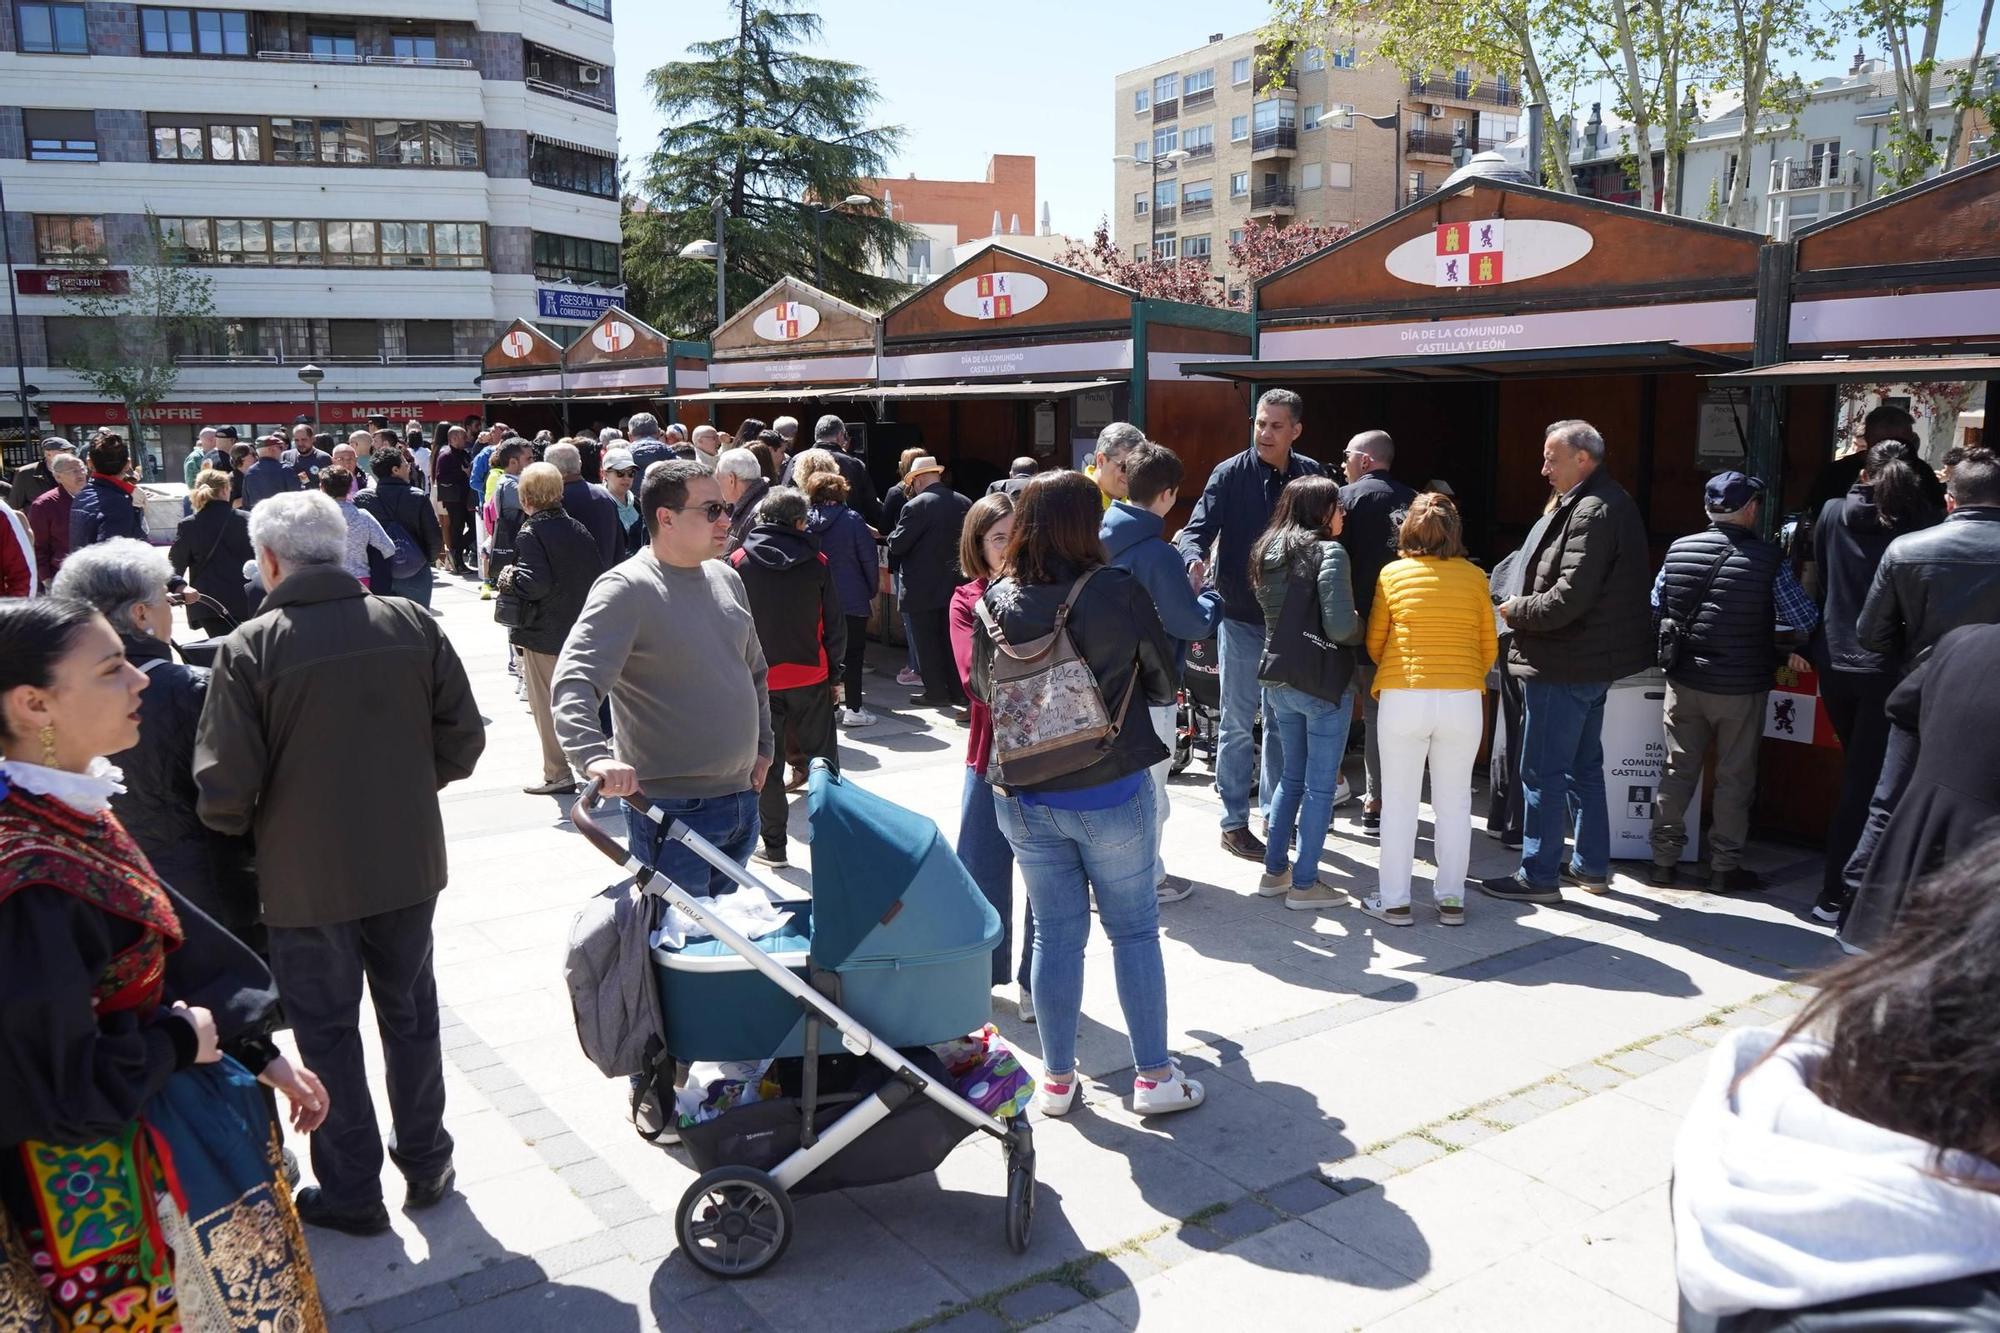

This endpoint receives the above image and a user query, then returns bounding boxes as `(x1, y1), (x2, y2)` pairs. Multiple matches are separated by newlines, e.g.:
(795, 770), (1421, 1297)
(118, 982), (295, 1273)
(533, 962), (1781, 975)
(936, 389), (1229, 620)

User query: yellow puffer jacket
(1366, 555), (1499, 696)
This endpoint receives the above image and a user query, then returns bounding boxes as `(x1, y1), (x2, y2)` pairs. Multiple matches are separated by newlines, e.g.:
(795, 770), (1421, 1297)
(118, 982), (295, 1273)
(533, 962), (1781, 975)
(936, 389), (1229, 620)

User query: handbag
(1656, 542), (1734, 671)
(1258, 564), (1355, 703)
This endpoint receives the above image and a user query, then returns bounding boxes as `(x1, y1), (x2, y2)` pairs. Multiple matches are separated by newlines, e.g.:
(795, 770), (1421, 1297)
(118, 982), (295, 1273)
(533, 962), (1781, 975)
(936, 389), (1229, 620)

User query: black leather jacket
(504, 509), (605, 656)
(969, 560), (1176, 793)
(1856, 507), (2000, 672)
(1681, 1273), (2000, 1332)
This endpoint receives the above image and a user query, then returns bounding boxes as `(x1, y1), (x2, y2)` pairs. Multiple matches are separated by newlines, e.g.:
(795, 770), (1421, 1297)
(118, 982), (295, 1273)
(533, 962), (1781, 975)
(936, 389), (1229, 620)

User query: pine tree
(622, 1), (912, 335)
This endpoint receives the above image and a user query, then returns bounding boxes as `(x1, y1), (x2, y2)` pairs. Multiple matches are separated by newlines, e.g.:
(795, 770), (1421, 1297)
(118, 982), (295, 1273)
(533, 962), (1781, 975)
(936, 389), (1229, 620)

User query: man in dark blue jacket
(68, 435), (149, 550)
(1106, 441), (1222, 902)
(241, 434), (300, 510)
(1339, 430), (1418, 834)
(1174, 389), (1323, 861)
(545, 440), (623, 568)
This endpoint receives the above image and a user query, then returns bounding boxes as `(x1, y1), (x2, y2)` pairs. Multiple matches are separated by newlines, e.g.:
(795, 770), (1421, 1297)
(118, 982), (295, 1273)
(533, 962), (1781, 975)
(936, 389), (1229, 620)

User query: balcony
(174, 353), (478, 367)
(1408, 75), (1521, 107)
(1251, 126), (1298, 156)
(1249, 185), (1295, 213)
(1407, 183), (1440, 204)
(1183, 141), (1214, 161)
(1183, 86), (1215, 110)
(1770, 152), (1863, 192)
(1152, 205), (1178, 227)
(255, 50), (474, 68)
(1181, 197), (1214, 219)
(1153, 99), (1179, 123)
(1406, 128), (1458, 156)
(526, 76), (612, 111)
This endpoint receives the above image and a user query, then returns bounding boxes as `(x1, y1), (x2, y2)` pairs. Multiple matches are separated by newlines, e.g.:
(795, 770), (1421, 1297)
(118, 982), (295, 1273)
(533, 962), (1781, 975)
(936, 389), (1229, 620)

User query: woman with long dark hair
(1249, 474), (1360, 911)
(970, 472), (1193, 1117)
(1673, 835), (2000, 1330)
(1807, 439), (1942, 925)
(0, 596), (328, 1330)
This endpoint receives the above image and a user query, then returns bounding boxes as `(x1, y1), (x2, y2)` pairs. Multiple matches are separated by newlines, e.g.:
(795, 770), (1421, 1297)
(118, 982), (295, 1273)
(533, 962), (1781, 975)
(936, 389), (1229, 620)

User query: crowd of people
(4, 386), (1997, 1327)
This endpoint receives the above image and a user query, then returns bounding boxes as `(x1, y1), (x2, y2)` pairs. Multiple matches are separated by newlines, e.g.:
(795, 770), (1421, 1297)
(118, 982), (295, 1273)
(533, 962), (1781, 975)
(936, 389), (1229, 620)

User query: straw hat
(906, 455), (945, 484)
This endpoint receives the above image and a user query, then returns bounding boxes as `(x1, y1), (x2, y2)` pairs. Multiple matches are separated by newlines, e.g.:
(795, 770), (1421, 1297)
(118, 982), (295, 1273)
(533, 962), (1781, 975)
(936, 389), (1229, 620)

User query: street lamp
(677, 196), (729, 333)
(810, 194), (875, 288)
(295, 363), (324, 433)
(1111, 148), (1190, 260)
(1359, 102), (1404, 208)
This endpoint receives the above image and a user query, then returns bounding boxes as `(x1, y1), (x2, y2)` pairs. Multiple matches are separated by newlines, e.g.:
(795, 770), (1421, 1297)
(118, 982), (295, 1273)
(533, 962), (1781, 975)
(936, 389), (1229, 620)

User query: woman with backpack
(969, 471), (1196, 1119)
(499, 462), (606, 796)
(1250, 474), (1361, 911)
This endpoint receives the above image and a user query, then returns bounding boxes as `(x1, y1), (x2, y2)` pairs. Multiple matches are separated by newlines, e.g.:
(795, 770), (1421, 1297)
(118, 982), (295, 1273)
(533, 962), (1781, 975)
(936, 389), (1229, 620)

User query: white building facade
(1, 0), (621, 475)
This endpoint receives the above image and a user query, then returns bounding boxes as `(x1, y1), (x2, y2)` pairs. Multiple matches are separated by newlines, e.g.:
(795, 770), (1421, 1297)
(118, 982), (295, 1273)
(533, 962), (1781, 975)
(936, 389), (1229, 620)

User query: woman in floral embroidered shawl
(0, 597), (329, 1333)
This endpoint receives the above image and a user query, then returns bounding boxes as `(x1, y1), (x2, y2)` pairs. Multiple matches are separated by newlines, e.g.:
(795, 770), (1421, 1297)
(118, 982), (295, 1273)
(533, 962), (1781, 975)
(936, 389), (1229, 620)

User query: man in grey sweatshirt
(554, 459), (774, 893)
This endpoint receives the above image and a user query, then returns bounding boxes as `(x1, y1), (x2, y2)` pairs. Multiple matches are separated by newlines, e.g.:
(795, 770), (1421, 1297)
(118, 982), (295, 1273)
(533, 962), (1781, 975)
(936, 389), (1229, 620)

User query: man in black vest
(1647, 472), (1819, 892)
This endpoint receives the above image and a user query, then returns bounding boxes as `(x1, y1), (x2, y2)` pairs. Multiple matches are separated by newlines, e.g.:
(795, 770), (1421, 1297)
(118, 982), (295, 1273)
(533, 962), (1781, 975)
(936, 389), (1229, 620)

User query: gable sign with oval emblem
(753, 301), (822, 342)
(1384, 219), (1593, 288)
(500, 330), (535, 359)
(943, 271), (1049, 321)
(591, 319), (638, 355)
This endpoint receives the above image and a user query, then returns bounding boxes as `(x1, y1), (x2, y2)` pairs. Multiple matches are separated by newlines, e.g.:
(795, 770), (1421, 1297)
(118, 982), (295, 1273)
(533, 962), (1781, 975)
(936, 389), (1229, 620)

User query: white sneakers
(838, 707), (878, 728)
(1017, 985), (1036, 1024)
(1333, 775), (1354, 807)
(1035, 1075), (1076, 1117)
(1132, 1062), (1205, 1116)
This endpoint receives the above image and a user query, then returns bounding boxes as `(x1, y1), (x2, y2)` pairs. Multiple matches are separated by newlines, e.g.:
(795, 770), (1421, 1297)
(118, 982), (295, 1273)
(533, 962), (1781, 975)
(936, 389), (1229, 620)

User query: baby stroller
(569, 764), (1036, 1279)
(1173, 634), (1224, 775)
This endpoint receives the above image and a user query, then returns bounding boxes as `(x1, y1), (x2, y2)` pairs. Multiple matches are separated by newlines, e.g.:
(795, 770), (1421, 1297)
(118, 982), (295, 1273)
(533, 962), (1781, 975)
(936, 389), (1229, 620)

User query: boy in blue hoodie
(1102, 441), (1224, 903)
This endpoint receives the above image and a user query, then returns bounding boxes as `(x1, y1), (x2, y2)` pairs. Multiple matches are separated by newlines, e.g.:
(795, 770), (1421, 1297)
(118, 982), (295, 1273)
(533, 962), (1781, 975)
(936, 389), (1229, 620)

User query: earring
(39, 724), (56, 768)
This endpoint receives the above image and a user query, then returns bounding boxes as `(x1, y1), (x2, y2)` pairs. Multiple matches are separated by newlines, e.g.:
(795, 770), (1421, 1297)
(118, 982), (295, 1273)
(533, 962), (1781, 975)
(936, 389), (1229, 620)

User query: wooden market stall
(476, 315), (711, 437)
(858, 246), (1253, 499)
(475, 318), (569, 436)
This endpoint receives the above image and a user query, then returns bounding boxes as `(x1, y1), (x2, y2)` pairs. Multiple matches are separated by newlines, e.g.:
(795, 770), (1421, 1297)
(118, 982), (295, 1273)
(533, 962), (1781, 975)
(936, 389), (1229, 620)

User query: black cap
(1704, 471), (1766, 513)
(216, 425), (239, 439)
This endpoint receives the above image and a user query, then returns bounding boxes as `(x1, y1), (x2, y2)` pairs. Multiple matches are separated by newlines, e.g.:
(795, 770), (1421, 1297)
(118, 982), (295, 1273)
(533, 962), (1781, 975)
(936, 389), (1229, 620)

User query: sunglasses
(607, 467), (636, 477)
(667, 500), (734, 522)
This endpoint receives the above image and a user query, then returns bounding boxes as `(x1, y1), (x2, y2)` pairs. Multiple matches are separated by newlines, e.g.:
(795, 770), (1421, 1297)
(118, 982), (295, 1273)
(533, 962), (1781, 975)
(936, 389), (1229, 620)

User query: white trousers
(1148, 702), (1176, 885)
(1376, 688), (1484, 908)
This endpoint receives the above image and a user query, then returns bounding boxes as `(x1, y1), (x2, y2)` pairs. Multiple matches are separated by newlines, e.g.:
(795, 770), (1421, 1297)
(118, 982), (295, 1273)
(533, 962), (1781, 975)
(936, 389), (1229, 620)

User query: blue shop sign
(538, 288), (620, 321)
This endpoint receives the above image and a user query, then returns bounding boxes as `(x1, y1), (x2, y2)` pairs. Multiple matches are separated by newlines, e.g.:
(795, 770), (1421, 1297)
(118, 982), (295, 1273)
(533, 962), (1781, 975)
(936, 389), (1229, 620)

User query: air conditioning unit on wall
(1429, 105), (1445, 118)
(578, 64), (603, 85)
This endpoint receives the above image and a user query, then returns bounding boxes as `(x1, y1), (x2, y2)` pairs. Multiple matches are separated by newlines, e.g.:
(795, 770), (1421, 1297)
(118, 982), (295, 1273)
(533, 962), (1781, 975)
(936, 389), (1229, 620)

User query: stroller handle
(568, 777), (635, 867)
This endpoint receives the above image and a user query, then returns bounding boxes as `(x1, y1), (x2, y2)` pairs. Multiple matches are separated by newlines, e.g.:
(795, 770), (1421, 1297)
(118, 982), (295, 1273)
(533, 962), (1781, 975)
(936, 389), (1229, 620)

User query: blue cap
(1704, 471), (1766, 513)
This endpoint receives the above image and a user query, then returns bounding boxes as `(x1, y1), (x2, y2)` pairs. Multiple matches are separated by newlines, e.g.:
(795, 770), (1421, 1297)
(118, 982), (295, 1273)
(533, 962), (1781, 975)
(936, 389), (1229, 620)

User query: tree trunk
(1610, 0), (1658, 209)
(1517, 24), (1576, 192)
(1944, 0), (1995, 169)
(1726, 0), (1772, 229)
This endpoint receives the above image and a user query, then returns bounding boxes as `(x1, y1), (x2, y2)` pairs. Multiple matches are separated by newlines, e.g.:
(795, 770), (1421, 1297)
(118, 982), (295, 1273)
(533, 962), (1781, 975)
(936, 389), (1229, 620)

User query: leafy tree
(623, 0), (914, 335)
(1717, 0), (1830, 228)
(1866, 0), (1950, 189)
(1058, 217), (1353, 311)
(1943, 0), (1996, 168)
(61, 216), (214, 445)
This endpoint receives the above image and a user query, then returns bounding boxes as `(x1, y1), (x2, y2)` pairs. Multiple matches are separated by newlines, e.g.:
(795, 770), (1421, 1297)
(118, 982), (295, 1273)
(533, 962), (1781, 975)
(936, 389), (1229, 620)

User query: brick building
(856, 154), (1036, 284)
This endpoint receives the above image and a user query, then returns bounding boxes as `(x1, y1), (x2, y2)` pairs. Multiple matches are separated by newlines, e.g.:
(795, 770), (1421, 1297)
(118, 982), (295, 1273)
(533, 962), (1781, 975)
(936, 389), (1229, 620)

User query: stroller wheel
(1004, 1117), (1035, 1255)
(1170, 735), (1192, 776)
(677, 1166), (794, 1279)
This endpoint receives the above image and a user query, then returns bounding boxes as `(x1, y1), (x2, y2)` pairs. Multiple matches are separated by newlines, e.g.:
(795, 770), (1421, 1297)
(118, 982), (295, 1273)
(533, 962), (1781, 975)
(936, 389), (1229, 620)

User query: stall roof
(829, 379), (1121, 401)
(669, 386), (853, 403)
(1190, 342), (1744, 384)
(710, 276), (878, 359)
(1706, 354), (2000, 385)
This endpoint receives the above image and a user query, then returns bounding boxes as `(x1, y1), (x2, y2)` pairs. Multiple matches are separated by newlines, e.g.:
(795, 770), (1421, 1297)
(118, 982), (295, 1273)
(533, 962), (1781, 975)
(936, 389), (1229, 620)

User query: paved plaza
(287, 574), (1838, 1332)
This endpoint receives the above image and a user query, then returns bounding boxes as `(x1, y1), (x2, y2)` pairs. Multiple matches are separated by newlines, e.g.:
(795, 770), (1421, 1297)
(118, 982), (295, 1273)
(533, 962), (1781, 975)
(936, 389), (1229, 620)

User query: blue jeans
(996, 787), (1167, 1077)
(395, 568), (435, 609)
(1518, 680), (1611, 888)
(1216, 616), (1283, 830)
(625, 789), (759, 896)
(957, 766), (1035, 988)
(1261, 685), (1354, 888)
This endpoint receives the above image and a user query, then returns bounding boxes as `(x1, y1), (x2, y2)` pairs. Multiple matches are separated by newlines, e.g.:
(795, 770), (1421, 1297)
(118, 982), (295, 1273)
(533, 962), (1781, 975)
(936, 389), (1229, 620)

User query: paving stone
(1426, 1116), (1502, 1150)
(1320, 1154), (1392, 1195)
(328, 1312), (375, 1333)
(1141, 1222), (1229, 1268)
(1715, 1006), (1773, 1031)
(1373, 1136), (1447, 1172)
(484, 1084), (544, 1116)
(1641, 1033), (1707, 1062)
(554, 1158), (625, 1198)
(997, 1281), (1087, 1324)
(1077, 1248), (1163, 1296)
(446, 1043), (505, 1071)
(1259, 1171), (1340, 1218)
(1518, 1080), (1587, 1113)
(359, 1281), (458, 1331)
(1563, 1061), (1628, 1093)
(531, 1231), (628, 1280)
(667, 1285), (771, 1332)
(1203, 1198), (1281, 1242)
(448, 1256), (544, 1306)
(614, 1215), (677, 1262)
(584, 1187), (657, 1226)
(1478, 1096), (1543, 1129)
(531, 1133), (597, 1169)
(1602, 1046), (1674, 1076)
(438, 1024), (482, 1052)
(507, 1108), (568, 1142)
(465, 1063), (526, 1096)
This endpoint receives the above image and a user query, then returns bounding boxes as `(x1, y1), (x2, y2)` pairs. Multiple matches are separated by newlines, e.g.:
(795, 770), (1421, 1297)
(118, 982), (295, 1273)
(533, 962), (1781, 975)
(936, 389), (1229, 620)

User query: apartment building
(1112, 29), (1522, 298)
(1, 0), (620, 475)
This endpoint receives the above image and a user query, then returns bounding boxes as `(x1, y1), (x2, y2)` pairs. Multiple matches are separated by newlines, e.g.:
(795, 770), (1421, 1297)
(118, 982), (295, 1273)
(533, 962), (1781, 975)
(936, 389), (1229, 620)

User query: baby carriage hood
(806, 766), (1001, 970)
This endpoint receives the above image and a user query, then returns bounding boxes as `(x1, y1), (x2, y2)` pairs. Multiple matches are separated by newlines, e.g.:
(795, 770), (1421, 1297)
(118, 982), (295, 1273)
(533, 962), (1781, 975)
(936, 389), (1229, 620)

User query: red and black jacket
(729, 524), (847, 691)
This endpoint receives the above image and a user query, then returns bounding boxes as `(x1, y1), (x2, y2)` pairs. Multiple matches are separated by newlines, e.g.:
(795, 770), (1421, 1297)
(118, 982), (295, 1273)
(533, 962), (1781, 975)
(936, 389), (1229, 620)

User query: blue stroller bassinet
(568, 764), (1035, 1279)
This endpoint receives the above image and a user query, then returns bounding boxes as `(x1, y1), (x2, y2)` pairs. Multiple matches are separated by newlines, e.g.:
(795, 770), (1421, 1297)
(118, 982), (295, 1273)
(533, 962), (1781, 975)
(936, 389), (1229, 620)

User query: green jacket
(1255, 537), (1361, 652)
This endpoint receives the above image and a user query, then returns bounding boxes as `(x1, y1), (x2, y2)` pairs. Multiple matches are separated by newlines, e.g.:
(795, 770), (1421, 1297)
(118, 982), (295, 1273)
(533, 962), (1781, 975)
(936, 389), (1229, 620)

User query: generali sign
(17, 268), (131, 296)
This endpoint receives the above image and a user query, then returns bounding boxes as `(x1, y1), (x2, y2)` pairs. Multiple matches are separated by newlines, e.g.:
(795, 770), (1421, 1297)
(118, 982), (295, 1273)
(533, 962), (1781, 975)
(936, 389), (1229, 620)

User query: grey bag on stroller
(565, 881), (666, 1078)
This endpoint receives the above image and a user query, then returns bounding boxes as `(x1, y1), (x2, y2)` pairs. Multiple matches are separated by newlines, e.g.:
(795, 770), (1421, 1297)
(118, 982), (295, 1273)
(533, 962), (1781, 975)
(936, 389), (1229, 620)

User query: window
(1453, 66), (1472, 96)
(1153, 237), (1178, 259)
(391, 33), (437, 62)
(1134, 243), (1148, 259)
(905, 237), (931, 273)
(1302, 163), (1323, 190)
(1183, 123), (1214, 154)
(1182, 179), (1213, 208)
(1495, 73), (1512, 99)
(431, 122), (480, 168)
(1153, 126), (1178, 158)
(158, 216), (485, 269)
(1227, 285), (1245, 305)
(403, 320), (453, 358)
(1184, 67), (1214, 95)
(530, 139), (617, 196)
(1253, 99), (1296, 131)
(139, 8), (248, 56)
(554, 0), (609, 17)
(1231, 56), (1251, 85)
(532, 231), (619, 285)
(24, 109), (97, 161)
(1302, 47), (1326, 71)
(1133, 191), (1149, 216)
(1230, 171), (1249, 198)
(1723, 153), (1740, 193)
(1153, 179), (1176, 209)
(34, 215), (105, 263)
(308, 29), (357, 58)
(210, 122), (259, 161)
(1134, 88), (1150, 114)
(17, 2), (87, 53)
(318, 119), (369, 164)
(1153, 72), (1179, 102)
(1326, 104), (1354, 130)
(1302, 103), (1323, 131)
(1231, 114), (1249, 142)
(373, 119), (429, 166)
(1228, 228), (1245, 245)
(1809, 138), (1841, 166)
(1331, 46), (1357, 69)
(1184, 234), (1212, 259)
(1327, 161), (1352, 188)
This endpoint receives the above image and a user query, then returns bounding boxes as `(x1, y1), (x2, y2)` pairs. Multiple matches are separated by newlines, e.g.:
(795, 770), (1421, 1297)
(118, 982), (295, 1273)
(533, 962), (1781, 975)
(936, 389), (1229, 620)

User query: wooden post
(1749, 240), (1795, 538)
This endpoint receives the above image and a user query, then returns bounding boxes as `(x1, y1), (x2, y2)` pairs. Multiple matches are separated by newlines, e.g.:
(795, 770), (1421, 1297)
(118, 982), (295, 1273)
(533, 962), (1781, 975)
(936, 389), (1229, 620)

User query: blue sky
(613, 0), (1990, 237)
